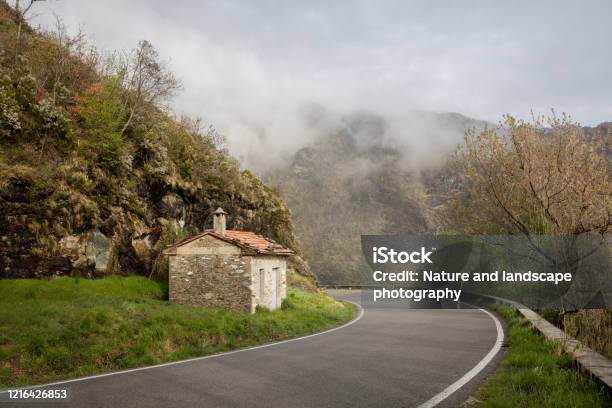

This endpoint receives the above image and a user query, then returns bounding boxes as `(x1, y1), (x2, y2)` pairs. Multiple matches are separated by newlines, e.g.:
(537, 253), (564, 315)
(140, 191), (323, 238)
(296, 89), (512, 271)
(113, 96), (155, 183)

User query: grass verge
(0, 276), (356, 387)
(474, 308), (610, 407)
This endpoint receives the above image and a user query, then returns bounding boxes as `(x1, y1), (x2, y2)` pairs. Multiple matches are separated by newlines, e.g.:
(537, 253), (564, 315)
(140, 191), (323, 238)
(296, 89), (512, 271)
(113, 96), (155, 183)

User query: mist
(285, 104), (487, 174)
(27, 0), (612, 172)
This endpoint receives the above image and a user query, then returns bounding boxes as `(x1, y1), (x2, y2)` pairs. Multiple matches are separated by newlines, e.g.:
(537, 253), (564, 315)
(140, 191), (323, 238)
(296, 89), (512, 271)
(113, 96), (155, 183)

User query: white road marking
(416, 306), (505, 408)
(0, 302), (364, 393)
(1, 297), (504, 407)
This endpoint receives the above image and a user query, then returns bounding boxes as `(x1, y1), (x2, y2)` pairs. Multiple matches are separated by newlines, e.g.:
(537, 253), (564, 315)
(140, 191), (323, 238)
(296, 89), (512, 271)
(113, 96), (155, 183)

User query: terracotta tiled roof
(163, 230), (295, 256)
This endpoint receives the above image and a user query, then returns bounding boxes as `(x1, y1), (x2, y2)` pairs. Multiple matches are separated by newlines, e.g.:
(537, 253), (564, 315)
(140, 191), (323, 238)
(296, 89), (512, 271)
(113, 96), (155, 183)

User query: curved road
(1, 290), (504, 408)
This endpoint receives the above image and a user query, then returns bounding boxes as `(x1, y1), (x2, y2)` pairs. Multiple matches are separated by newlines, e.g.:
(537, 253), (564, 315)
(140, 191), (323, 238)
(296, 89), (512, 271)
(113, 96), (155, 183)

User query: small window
(259, 269), (265, 298)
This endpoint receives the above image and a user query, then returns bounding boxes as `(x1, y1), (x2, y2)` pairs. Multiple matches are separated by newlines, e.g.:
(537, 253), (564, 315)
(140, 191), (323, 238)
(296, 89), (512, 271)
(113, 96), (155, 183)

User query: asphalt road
(1, 290), (504, 408)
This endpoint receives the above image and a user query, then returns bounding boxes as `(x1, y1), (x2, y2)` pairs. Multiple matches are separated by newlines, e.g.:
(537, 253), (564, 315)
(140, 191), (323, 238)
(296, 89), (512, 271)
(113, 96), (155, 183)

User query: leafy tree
(74, 77), (128, 171)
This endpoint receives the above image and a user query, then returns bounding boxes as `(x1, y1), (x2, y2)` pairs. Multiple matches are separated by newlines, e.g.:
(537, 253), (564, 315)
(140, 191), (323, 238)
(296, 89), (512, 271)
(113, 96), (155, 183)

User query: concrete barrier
(475, 294), (612, 390)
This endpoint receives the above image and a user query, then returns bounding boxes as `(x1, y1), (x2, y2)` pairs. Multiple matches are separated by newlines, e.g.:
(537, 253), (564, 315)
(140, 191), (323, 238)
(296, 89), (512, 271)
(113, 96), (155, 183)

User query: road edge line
(416, 307), (505, 408)
(0, 300), (364, 393)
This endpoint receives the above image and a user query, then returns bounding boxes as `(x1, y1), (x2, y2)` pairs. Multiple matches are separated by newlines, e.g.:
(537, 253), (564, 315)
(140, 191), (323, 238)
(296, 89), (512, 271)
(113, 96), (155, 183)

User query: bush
(35, 99), (74, 152)
(0, 80), (21, 138)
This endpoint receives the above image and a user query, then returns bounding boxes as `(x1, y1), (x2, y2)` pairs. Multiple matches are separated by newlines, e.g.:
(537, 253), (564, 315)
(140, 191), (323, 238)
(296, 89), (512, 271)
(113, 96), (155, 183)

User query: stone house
(163, 208), (294, 313)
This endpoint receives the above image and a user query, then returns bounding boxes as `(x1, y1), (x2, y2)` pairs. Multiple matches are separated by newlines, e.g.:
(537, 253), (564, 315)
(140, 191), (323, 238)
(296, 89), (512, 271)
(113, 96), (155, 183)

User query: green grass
(475, 308), (611, 407)
(0, 276), (356, 387)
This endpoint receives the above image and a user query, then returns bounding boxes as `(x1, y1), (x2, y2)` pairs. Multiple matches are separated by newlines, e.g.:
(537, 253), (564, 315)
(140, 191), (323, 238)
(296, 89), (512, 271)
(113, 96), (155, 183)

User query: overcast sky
(29, 1), (612, 168)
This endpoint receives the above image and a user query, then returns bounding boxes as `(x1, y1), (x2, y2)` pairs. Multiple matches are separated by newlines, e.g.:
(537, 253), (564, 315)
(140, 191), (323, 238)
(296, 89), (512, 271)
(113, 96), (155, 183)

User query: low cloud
(28, 0), (612, 171)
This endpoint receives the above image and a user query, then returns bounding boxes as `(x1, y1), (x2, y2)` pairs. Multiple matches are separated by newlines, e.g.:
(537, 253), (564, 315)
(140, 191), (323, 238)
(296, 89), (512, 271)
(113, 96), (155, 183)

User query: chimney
(212, 207), (228, 236)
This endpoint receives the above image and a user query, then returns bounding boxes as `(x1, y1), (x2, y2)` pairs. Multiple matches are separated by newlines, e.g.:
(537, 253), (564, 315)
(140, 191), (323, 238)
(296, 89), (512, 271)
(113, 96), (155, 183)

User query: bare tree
(119, 40), (181, 136)
(178, 115), (227, 149)
(11, 0), (45, 60)
(42, 16), (89, 104)
(444, 114), (611, 236)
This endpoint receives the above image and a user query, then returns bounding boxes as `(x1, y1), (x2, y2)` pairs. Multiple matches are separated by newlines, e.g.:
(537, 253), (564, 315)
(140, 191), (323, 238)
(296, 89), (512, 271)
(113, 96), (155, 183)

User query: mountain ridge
(269, 110), (487, 284)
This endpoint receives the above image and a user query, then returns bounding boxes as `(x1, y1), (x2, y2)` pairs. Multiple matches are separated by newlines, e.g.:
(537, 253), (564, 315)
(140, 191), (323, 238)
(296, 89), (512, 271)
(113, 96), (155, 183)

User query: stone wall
(169, 254), (252, 313)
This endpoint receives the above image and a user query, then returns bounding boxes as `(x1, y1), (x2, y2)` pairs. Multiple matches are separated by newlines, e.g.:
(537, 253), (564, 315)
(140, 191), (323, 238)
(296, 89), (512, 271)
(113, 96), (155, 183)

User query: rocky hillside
(270, 110), (487, 285)
(0, 3), (308, 279)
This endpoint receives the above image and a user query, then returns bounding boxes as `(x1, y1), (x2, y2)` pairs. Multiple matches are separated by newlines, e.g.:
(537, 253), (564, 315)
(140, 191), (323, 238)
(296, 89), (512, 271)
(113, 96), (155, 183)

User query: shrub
(0, 80), (21, 138)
